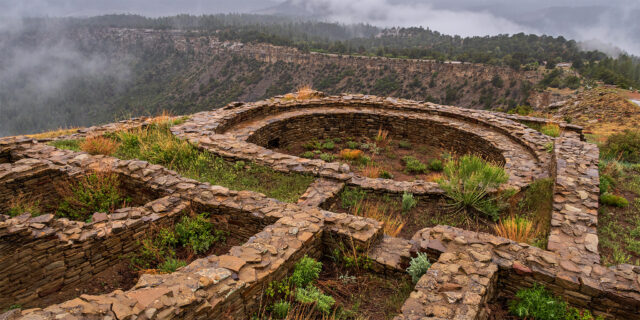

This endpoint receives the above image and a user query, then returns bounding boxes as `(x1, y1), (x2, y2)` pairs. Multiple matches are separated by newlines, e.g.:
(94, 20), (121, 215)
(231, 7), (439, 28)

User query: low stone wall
(547, 137), (600, 266)
(410, 226), (640, 319)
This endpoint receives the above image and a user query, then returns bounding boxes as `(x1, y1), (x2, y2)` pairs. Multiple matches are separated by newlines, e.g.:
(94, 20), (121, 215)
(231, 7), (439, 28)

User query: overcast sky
(1, 0), (638, 55)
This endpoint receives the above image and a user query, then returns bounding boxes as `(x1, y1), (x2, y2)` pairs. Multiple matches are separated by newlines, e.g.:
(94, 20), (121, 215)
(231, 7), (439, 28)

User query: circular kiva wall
(172, 93), (556, 191)
(245, 111), (506, 165)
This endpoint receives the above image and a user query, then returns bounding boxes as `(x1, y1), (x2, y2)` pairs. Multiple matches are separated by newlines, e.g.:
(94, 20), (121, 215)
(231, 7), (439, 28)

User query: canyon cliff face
(1, 27), (544, 135)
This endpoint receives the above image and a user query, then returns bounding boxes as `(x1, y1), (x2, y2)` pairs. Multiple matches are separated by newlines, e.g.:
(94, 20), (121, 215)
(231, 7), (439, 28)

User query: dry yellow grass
(149, 110), (172, 124)
(295, 85), (316, 99)
(375, 128), (390, 146)
(493, 216), (535, 243)
(27, 127), (80, 139)
(352, 200), (405, 237)
(339, 149), (363, 160)
(362, 165), (381, 178)
(80, 136), (120, 156)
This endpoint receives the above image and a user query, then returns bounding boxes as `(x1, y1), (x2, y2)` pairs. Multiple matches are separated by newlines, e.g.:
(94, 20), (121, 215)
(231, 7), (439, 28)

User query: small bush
(339, 149), (363, 160)
(346, 141), (359, 149)
(175, 213), (225, 254)
(357, 155), (372, 166)
(291, 255), (322, 288)
(407, 252), (431, 283)
(494, 216), (535, 243)
(545, 142), (554, 153)
(300, 151), (315, 159)
(600, 193), (629, 207)
(438, 155), (509, 221)
(403, 156), (427, 174)
(321, 141), (335, 150)
(56, 172), (129, 221)
(601, 130), (640, 163)
(159, 258), (187, 273)
(402, 192), (417, 214)
(380, 170), (394, 179)
(340, 187), (366, 209)
(398, 140), (412, 149)
(7, 196), (41, 217)
(271, 300), (290, 319)
(319, 153), (336, 162)
(427, 159), (443, 171)
(509, 284), (567, 320)
(540, 123), (561, 137)
(295, 285), (335, 314)
(80, 136), (120, 155)
(599, 174), (614, 194)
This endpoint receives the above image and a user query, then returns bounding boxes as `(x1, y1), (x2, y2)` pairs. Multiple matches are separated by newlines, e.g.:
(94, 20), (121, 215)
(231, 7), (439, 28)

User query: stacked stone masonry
(0, 92), (638, 320)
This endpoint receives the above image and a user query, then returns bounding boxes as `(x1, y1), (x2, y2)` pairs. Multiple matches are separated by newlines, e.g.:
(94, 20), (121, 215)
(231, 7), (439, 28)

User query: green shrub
(601, 130), (640, 163)
(403, 156), (427, 174)
(340, 187), (366, 209)
(159, 258), (187, 273)
(271, 300), (290, 319)
(346, 141), (359, 149)
(545, 142), (554, 153)
(357, 155), (372, 166)
(322, 141), (335, 150)
(380, 170), (394, 179)
(48, 139), (81, 152)
(599, 174), (614, 194)
(540, 124), (561, 137)
(291, 255), (322, 288)
(438, 155), (509, 221)
(565, 308), (604, 320)
(600, 193), (629, 207)
(319, 153), (336, 162)
(427, 159), (443, 171)
(56, 173), (129, 221)
(508, 105), (533, 116)
(7, 199), (42, 217)
(407, 252), (431, 283)
(175, 213), (225, 254)
(301, 151), (315, 159)
(402, 192), (417, 214)
(295, 285), (335, 314)
(509, 284), (567, 320)
(156, 228), (179, 248)
(398, 140), (412, 149)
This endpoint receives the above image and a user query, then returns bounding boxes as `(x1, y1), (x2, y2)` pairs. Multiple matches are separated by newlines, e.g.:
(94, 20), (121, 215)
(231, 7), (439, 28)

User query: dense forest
(1, 14), (639, 136)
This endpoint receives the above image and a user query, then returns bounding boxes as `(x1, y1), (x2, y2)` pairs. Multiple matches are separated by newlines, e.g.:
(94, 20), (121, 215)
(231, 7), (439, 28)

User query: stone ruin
(0, 92), (638, 319)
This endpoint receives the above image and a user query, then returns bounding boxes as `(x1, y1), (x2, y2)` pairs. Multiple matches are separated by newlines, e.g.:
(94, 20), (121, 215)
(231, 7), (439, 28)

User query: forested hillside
(1, 14), (638, 136)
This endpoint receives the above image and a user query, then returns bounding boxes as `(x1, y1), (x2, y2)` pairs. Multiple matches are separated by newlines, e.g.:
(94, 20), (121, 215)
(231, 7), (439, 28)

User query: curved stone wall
(246, 111), (506, 165)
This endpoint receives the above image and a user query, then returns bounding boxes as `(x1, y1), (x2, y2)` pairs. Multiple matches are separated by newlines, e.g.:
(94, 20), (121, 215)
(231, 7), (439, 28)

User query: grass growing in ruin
(49, 122), (314, 203)
(509, 284), (603, 320)
(55, 172), (131, 222)
(128, 212), (228, 273)
(258, 252), (414, 320)
(595, 130), (640, 266)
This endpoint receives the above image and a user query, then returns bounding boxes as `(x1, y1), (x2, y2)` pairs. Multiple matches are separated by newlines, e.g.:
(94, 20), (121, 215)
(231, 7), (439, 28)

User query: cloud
(289, 0), (534, 36)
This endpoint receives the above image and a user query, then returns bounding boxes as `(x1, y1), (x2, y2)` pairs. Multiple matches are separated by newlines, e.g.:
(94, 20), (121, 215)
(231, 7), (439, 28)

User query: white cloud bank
(290, 0), (534, 36)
